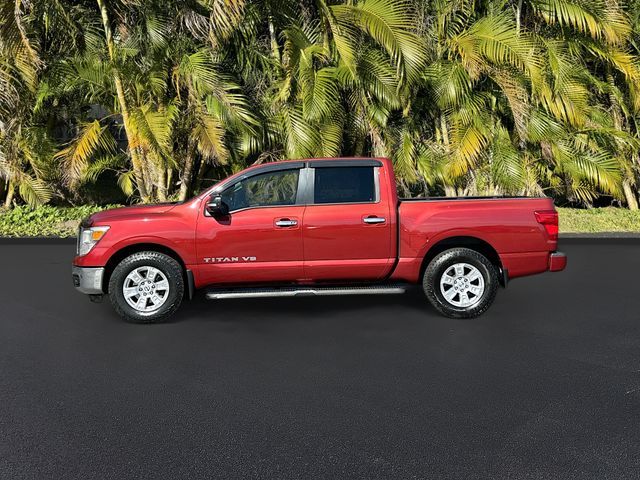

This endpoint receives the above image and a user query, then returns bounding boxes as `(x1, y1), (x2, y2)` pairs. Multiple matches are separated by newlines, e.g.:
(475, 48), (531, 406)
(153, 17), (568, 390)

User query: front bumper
(72, 266), (105, 294)
(549, 251), (567, 272)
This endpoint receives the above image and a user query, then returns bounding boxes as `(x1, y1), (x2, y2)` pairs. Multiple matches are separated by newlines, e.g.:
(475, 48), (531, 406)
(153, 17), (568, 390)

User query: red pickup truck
(72, 157), (566, 323)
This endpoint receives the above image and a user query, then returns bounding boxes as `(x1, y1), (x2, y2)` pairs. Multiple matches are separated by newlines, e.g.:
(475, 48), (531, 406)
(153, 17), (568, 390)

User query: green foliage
(558, 207), (640, 232)
(2, 0), (640, 210)
(0, 205), (120, 237)
(1, 204), (637, 237)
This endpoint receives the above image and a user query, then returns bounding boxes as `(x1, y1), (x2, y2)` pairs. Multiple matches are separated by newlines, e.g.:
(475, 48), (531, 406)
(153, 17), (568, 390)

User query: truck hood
(88, 203), (180, 225)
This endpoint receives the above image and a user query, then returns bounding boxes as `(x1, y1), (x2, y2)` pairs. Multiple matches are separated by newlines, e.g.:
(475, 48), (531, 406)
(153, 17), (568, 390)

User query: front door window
(221, 169), (300, 212)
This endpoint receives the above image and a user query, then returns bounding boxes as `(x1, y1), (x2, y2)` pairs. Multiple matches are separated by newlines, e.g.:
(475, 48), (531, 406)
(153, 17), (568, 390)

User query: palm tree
(0, 0), (56, 207)
(172, 48), (260, 200)
(251, 0), (426, 164)
(515, 0), (640, 206)
(3, 0), (640, 209)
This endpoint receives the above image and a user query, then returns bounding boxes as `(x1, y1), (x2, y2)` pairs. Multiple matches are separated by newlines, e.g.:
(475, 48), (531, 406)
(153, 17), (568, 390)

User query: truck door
(302, 161), (394, 281)
(196, 165), (306, 285)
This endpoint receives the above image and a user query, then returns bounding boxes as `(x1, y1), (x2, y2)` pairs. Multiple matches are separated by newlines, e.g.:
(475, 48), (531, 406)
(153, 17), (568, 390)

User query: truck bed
(392, 196), (557, 282)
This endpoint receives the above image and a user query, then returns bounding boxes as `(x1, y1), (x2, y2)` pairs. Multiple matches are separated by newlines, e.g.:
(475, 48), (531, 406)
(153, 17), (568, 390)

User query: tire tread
(423, 247), (499, 319)
(108, 251), (184, 323)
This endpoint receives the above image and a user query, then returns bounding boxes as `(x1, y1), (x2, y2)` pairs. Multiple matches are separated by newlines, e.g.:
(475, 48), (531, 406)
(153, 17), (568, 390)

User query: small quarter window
(314, 167), (376, 204)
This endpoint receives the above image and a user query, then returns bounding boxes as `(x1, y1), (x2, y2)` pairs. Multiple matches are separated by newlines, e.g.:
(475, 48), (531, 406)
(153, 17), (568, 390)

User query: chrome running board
(205, 284), (407, 300)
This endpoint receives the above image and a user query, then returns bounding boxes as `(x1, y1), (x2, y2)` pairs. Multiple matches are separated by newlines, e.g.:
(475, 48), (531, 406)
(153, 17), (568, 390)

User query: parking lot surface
(0, 240), (638, 479)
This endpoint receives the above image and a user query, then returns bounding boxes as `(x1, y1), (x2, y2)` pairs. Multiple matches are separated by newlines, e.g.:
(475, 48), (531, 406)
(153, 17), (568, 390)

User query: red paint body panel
(195, 205), (306, 285)
(301, 163), (396, 281)
(391, 197), (558, 283)
(73, 157), (565, 291)
(73, 201), (200, 268)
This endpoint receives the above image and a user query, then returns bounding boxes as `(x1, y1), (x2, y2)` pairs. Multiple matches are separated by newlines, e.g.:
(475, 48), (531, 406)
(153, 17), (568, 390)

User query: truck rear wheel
(423, 247), (499, 319)
(108, 251), (184, 323)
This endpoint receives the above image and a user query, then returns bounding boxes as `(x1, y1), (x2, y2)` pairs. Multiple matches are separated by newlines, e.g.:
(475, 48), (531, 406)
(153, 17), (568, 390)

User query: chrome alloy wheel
(439, 262), (485, 308)
(122, 266), (170, 313)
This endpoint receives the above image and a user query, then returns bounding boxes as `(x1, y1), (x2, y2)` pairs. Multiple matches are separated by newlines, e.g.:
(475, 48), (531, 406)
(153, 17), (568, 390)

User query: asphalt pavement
(0, 240), (639, 479)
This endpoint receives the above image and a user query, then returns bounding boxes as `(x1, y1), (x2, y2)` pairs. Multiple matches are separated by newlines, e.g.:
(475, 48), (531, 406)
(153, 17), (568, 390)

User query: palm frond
(301, 67), (340, 121)
(200, 0), (246, 42)
(332, 0), (426, 83)
(273, 105), (322, 158)
(81, 154), (127, 184)
(117, 169), (136, 197)
(192, 112), (230, 164)
(17, 175), (52, 207)
(392, 127), (419, 184)
(531, 0), (630, 45)
(129, 104), (179, 163)
(453, 13), (543, 81)
(54, 120), (116, 185)
(490, 126), (527, 193)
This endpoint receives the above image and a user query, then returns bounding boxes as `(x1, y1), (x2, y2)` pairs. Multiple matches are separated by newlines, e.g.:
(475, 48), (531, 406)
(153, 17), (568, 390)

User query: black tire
(423, 247), (499, 319)
(108, 251), (184, 323)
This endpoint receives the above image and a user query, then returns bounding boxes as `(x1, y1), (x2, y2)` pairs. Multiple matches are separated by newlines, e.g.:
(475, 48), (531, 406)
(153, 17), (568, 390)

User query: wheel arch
(102, 243), (192, 296)
(419, 236), (506, 286)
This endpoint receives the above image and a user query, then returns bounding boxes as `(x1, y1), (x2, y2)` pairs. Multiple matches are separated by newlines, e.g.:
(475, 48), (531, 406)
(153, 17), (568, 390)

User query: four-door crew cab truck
(72, 157), (566, 323)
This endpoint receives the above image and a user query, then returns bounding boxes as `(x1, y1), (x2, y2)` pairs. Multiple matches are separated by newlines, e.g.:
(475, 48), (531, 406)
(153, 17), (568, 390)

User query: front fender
(74, 234), (195, 267)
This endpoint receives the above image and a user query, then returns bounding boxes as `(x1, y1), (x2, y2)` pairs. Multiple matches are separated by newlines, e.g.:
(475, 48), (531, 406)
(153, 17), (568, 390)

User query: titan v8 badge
(203, 256), (257, 263)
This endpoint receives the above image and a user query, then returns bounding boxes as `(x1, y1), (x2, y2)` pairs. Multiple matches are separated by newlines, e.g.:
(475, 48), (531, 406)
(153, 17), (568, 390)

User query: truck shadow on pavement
(173, 286), (434, 325)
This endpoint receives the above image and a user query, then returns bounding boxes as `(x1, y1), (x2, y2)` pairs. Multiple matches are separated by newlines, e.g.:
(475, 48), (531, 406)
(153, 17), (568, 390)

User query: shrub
(0, 205), (121, 237)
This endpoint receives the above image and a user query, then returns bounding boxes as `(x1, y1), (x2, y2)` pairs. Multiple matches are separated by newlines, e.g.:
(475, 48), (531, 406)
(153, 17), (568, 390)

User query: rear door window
(313, 167), (376, 204)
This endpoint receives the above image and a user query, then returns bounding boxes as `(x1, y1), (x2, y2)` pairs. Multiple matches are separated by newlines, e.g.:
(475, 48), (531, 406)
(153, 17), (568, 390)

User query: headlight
(77, 226), (110, 256)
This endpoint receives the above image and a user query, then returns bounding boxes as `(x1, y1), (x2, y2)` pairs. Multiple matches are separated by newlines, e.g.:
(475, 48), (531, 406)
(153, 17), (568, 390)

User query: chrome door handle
(363, 217), (386, 224)
(275, 219), (298, 227)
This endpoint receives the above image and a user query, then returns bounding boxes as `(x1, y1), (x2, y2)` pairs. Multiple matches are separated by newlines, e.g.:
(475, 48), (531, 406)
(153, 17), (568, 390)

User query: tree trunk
(156, 164), (167, 202)
(420, 177), (429, 197)
(166, 168), (173, 194)
(194, 158), (208, 194)
(4, 179), (15, 208)
(353, 133), (365, 156)
(141, 151), (155, 200)
(515, 0), (523, 34)
(623, 179), (639, 210)
(97, 0), (150, 202)
(440, 114), (450, 148)
(178, 141), (196, 201)
(444, 185), (456, 197)
(268, 14), (281, 63)
(321, 14), (331, 53)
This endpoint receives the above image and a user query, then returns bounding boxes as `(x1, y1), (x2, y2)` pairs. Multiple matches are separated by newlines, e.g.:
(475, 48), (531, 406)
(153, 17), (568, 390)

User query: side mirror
(206, 195), (229, 217)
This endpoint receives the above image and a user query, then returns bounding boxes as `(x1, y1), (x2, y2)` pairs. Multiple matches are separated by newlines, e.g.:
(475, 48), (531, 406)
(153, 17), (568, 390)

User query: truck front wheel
(108, 251), (184, 323)
(423, 248), (499, 319)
